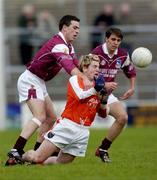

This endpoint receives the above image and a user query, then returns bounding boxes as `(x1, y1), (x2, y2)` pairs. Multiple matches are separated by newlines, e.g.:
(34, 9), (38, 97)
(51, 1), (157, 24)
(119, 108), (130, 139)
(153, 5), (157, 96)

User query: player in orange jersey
(21, 54), (109, 165)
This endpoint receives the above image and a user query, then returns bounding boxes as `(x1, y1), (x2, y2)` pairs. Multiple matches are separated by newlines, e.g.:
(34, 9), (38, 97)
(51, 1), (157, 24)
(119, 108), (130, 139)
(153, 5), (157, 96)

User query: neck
(60, 31), (70, 44)
(83, 75), (94, 88)
(107, 49), (115, 58)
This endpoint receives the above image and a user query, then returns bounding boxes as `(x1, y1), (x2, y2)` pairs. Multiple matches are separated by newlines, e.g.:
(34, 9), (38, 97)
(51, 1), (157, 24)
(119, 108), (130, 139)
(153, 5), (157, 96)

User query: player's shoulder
(69, 75), (77, 80)
(69, 75), (82, 81)
(69, 75), (84, 90)
(50, 35), (68, 53)
(118, 47), (128, 56)
(69, 75), (83, 85)
(52, 34), (66, 46)
(91, 45), (103, 54)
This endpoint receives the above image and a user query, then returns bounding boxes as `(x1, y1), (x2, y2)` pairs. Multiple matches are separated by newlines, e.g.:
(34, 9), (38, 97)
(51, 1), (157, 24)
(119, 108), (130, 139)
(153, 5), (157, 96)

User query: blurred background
(1, 0), (157, 129)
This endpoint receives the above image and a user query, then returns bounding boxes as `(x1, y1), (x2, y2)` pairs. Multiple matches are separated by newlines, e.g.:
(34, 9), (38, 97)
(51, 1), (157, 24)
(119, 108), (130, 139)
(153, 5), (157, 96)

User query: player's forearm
(129, 77), (136, 90)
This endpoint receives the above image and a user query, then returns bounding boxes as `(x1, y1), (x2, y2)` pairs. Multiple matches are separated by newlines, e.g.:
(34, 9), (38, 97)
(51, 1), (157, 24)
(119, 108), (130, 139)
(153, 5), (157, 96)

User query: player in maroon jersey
(92, 27), (136, 163)
(5, 15), (84, 166)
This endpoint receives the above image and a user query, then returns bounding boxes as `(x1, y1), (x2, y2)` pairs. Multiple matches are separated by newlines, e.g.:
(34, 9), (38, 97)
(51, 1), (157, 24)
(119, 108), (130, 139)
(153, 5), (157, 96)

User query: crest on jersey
(100, 60), (106, 66)
(87, 98), (99, 108)
(47, 132), (55, 138)
(116, 59), (122, 68)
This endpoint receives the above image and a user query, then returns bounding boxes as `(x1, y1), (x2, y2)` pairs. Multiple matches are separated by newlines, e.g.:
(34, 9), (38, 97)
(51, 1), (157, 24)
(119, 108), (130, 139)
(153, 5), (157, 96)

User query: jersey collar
(58, 32), (68, 45)
(102, 43), (118, 58)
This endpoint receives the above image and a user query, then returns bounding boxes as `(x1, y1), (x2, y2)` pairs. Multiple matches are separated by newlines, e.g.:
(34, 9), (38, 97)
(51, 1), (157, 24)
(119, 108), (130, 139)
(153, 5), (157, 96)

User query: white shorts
(44, 118), (90, 157)
(107, 93), (119, 104)
(17, 70), (48, 103)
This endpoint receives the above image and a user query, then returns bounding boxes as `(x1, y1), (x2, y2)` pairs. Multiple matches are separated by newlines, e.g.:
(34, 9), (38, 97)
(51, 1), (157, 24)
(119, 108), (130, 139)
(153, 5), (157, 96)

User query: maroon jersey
(27, 32), (78, 81)
(92, 43), (136, 82)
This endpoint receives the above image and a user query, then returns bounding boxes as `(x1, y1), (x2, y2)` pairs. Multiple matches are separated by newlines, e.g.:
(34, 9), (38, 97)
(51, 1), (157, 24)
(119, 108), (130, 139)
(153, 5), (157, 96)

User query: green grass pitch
(0, 126), (157, 180)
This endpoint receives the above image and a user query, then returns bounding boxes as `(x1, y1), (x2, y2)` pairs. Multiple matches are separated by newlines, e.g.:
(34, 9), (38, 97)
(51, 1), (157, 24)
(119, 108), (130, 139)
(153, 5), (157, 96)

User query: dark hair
(59, 15), (80, 31)
(106, 27), (123, 40)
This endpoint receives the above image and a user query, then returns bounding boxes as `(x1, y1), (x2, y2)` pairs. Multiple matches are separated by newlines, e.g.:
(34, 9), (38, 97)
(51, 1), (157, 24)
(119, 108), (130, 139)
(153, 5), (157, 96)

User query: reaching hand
(119, 88), (135, 100)
(94, 75), (105, 92)
(105, 82), (118, 93)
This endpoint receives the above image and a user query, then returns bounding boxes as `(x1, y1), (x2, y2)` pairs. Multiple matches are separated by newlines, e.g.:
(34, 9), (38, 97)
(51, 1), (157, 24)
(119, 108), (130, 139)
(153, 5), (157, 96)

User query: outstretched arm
(119, 77), (136, 100)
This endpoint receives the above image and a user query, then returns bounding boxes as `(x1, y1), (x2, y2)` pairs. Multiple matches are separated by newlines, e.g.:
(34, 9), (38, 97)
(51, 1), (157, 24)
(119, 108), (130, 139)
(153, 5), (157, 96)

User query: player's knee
(31, 113), (47, 127)
(117, 113), (128, 126)
(38, 114), (47, 123)
(31, 117), (43, 127)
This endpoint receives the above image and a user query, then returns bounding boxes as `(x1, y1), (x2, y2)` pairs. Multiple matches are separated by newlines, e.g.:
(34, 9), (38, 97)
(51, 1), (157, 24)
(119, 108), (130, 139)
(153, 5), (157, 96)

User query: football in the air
(131, 47), (152, 68)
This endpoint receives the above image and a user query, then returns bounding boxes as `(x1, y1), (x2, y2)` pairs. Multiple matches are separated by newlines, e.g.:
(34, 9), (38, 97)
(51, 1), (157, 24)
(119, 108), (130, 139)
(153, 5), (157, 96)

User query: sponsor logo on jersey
(116, 59), (122, 68)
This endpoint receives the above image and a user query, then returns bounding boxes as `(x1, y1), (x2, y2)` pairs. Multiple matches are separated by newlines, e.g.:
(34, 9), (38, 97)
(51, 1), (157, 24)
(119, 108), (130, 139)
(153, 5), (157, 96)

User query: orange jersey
(61, 75), (101, 126)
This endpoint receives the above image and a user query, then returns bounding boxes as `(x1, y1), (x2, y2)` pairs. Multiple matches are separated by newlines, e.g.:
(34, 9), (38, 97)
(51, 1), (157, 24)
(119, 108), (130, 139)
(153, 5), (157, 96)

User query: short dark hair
(59, 15), (80, 31)
(106, 27), (123, 40)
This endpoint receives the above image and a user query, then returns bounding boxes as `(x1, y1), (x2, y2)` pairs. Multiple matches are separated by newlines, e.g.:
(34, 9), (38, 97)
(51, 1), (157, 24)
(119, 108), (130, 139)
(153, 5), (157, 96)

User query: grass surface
(0, 126), (157, 180)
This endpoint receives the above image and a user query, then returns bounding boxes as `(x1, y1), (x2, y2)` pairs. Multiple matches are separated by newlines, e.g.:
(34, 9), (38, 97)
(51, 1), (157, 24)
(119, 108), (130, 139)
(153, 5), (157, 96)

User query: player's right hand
(119, 88), (134, 100)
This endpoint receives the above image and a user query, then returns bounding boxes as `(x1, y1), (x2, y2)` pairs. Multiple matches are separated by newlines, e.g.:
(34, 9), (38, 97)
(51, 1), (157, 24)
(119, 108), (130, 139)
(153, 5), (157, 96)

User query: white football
(131, 47), (152, 68)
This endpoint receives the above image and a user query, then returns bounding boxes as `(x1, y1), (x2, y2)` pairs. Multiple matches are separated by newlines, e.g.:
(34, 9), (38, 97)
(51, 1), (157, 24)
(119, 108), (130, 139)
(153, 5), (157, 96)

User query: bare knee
(38, 114), (56, 129)
(116, 113), (128, 126)
(38, 114), (46, 123)
(56, 153), (75, 164)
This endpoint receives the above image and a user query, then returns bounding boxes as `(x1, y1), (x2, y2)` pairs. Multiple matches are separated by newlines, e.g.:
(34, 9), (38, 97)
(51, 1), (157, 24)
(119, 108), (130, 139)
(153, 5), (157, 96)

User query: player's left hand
(119, 88), (135, 100)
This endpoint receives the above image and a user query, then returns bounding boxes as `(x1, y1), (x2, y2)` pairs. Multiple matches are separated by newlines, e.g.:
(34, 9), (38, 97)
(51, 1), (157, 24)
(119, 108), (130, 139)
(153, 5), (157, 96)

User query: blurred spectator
(117, 3), (134, 55)
(18, 4), (37, 65)
(117, 3), (134, 25)
(36, 10), (58, 47)
(90, 4), (116, 49)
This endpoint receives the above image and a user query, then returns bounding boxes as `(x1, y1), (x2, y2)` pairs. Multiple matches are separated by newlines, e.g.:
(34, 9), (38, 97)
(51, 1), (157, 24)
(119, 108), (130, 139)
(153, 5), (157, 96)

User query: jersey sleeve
(71, 53), (79, 68)
(121, 54), (136, 78)
(69, 76), (97, 100)
(51, 44), (77, 74)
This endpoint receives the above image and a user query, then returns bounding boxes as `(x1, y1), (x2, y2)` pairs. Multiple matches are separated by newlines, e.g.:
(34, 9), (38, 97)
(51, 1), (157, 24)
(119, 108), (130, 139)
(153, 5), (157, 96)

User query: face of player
(106, 34), (122, 54)
(85, 61), (100, 81)
(63, 20), (80, 43)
